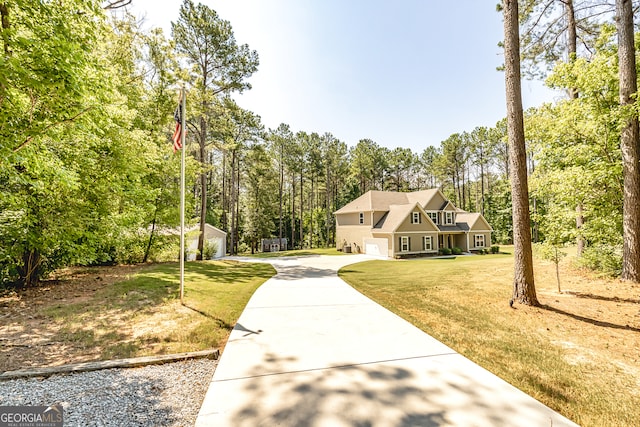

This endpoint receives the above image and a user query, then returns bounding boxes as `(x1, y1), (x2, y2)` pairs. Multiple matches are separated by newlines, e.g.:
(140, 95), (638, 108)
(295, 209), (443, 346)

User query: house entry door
(439, 234), (453, 249)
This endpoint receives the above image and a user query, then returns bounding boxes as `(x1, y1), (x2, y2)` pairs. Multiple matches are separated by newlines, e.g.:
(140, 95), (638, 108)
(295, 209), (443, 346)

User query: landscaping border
(0, 349), (219, 381)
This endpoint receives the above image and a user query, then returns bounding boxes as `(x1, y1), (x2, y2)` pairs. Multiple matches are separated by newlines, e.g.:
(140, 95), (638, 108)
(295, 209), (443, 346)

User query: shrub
(203, 240), (219, 259)
(439, 247), (452, 255)
(451, 247), (462, 255)
(490, 246), (500, 254)
(577, 245), (622, 278)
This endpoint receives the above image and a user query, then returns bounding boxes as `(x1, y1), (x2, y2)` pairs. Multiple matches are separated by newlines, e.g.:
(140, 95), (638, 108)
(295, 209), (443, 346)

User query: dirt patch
(529, 262), (640, 390)
(0, 265), (154, 372)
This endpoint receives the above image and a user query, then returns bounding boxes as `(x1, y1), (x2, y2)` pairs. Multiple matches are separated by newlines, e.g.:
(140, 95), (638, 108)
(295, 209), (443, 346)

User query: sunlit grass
(43, 260), (275, 359)
(339, 253), (639, 427)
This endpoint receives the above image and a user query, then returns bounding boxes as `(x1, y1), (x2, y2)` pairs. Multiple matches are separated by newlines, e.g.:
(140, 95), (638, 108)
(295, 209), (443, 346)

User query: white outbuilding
(187, 224), (227, 260)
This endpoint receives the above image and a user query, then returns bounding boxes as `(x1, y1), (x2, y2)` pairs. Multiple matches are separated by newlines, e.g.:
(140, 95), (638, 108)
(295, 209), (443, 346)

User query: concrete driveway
(195, 254), (578, 426)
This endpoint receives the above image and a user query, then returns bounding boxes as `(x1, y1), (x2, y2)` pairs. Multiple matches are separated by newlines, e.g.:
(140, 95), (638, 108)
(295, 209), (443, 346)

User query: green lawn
(43, 260), (275, 359)
(339, 253), (639, 427)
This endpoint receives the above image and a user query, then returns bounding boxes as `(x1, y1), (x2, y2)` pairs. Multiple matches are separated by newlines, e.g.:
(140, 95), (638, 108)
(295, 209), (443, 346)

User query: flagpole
(179, 86), (186, 304)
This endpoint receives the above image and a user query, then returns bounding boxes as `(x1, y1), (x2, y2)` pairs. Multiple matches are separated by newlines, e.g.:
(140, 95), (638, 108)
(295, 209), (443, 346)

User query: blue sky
(128, 0), (560, 152)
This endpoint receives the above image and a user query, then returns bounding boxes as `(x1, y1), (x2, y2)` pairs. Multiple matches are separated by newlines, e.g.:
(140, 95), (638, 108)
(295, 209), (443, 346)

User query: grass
(41, 260), (275, 361)
(339, 251), (640, 427)
(240, 247), (347, 258)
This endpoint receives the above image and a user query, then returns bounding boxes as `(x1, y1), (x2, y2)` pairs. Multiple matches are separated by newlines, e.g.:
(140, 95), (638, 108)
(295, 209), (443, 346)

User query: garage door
(363, 238), (388, 258)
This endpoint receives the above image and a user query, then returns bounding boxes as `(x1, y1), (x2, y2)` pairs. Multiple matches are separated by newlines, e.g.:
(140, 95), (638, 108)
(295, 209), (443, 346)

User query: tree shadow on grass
(185, 261), (275, 285)
(541, 304), (640, 332)
(563, 291), (640, 305)
(182, 302), (234, 330)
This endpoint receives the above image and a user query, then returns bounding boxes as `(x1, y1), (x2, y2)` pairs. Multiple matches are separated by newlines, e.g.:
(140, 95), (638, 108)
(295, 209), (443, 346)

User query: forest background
(0, 0), (635, 287)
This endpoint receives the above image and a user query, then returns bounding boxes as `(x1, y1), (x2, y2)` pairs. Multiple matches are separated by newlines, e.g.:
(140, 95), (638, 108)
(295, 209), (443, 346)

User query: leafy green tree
(349, 139), (387, 194)
(320, 133), (348, 246)
(244, 142), (277, 253)
(385, 147), (414, 192)
(0, 0), (153, 286)
(418, 146), (440, 189)
(303, 132), (323, 248)
(469, 127), (491, 215)
(536, 242), (567, 292)
(172, 0), (258, 259)
(268, 124), (294, 244)
(519, 0), (608, 79)
(214, 98), (262, 255)
(438, 133), (469, 207)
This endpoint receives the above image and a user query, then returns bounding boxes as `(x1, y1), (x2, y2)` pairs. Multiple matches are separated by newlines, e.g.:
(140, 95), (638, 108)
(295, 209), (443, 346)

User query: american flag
(172, 96), (184, 152)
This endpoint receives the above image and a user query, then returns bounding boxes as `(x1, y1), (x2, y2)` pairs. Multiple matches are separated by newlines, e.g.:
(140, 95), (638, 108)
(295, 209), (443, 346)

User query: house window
(412, 212), (420, 224)
(444, 211), (454, 225)
(359, 212), (364, 224)
(475, 234), (485, 248)
(423, 236), (433, 251)
(428, 212), (438, 224)
(400, 236), (410, 252)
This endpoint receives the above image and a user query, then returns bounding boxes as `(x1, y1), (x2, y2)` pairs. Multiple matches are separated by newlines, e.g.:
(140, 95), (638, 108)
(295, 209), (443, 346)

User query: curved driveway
(196, 254), (577, 426)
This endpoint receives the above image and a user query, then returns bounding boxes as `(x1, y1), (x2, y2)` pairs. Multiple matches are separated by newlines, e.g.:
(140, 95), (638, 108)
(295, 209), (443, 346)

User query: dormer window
(411, 212), (420, 224)
(359, 212), (364, 224)
(444, 211), (454, 225)
(428, 212), (438, 224)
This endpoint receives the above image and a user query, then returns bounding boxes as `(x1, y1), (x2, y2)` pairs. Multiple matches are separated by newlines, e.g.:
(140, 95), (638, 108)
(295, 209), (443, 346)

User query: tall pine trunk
(197, 124), (207, 260)
(617, 0), (640, 282)
(235, 161), (241, 254)
(299, 171), (304, 249)
(278, 143), (284, 243)
(503, 0), (539, 306)
(325, 161), (331, 247)
(222, 150), (228, 231)
(229, 150), (237, 255)
(291, 174), (296, 249)
(564, 0), (586, 256)
(480, 141), (486, 216)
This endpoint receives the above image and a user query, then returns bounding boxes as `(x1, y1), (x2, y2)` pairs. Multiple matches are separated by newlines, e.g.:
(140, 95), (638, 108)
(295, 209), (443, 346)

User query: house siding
(396, 232), (439, 255)
(396, 213), (438, 233)
(372, 211), (387, 226)
(336, 212), (371, 226)
(470, 232), (492, 250)
(336, 225), (372, 253)
(423, 193), (446, 211)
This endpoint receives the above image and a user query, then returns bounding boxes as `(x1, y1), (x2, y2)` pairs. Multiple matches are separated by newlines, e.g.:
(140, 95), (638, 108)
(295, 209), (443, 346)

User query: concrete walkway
(195, 255), (578, 427)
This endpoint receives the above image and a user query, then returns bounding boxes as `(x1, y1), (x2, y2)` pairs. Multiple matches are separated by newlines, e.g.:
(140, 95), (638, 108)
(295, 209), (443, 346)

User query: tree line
(1, 0), (639, 288)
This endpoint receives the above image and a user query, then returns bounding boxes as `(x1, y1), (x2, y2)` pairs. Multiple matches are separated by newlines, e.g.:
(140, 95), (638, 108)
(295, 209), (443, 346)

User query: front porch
(438, 232), (468, 252)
